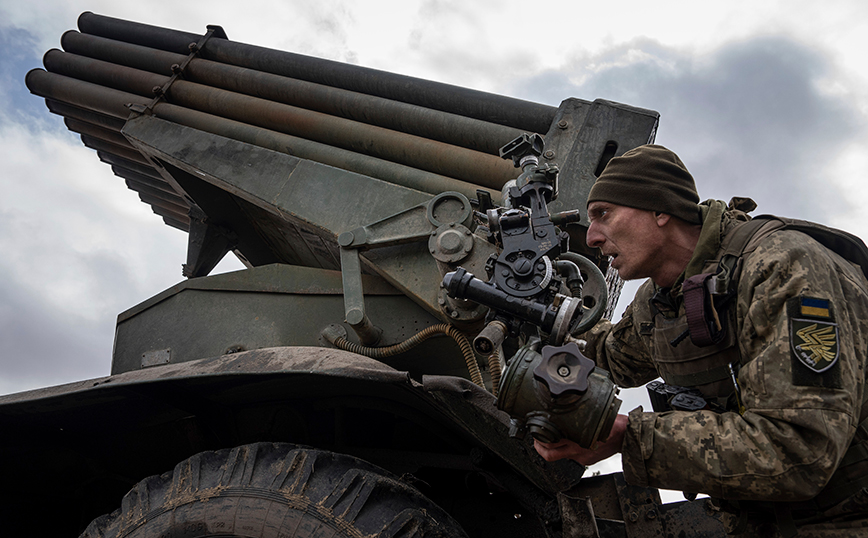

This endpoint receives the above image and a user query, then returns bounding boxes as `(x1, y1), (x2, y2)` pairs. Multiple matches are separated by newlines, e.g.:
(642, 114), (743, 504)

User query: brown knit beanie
(587, 145), (702, 224)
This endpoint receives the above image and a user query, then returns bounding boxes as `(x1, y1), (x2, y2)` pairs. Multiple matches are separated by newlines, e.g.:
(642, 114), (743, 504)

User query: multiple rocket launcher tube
(27, 12), (561, 231)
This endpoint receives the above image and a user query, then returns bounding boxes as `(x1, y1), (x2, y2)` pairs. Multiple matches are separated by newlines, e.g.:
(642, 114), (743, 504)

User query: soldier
(534, 145), (868, 537)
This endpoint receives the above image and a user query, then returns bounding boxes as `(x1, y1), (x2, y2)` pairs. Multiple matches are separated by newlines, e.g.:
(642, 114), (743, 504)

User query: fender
(0, 346), (581, 536)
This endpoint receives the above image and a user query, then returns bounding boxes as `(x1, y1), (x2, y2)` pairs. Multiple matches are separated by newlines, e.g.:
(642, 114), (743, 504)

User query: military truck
(4, 12), (727, 537)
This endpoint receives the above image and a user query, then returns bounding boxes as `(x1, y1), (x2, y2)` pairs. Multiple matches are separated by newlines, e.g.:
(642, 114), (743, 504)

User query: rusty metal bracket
(566, 472), (727, 537)
(557, 491), (600, 538)
(613, 472), (665, 536)
(612, 473), (726, 537)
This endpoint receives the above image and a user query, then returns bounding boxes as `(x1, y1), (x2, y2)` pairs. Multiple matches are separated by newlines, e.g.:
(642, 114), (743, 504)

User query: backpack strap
(712, 217), (786, 292)
(682, 272), (724, 347)
(757, 215), (868, 282)
(682, 217), (784, 350)
(703, 213), (868, 321)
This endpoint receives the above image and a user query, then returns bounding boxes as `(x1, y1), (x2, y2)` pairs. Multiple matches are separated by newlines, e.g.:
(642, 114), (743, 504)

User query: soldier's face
(586, 201), (667, 282)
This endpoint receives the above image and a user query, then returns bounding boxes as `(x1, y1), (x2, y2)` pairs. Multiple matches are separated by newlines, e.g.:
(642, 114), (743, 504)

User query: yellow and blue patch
(798, 297), (832, 319)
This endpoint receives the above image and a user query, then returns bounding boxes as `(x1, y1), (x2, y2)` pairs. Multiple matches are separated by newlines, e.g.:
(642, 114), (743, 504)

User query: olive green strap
(663, 364), (733, 387)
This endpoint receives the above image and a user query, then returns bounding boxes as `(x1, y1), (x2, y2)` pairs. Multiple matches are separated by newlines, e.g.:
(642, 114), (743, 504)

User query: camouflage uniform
(582, 199), (868, 536)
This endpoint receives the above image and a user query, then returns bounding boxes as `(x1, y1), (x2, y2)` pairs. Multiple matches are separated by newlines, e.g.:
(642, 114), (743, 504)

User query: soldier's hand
(534, 414), (628, 466)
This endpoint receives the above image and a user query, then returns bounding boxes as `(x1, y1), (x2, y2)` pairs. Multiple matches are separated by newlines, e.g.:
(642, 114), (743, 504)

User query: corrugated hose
(329, 323), (485, 389)
(487, 348), (502, 397)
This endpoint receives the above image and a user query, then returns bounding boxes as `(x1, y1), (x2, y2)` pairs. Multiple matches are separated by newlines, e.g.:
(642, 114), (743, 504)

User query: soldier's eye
(589, 208), (608, 221)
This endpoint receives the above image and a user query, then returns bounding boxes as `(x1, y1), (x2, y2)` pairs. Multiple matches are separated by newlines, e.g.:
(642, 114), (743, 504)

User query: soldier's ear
(654, 212), (671, 227)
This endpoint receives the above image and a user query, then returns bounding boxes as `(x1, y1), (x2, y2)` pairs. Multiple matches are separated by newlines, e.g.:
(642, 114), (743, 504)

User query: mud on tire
(81, 443), (468, 538)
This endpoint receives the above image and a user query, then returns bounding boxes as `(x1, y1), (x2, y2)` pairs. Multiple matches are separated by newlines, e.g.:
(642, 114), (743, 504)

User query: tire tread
(79, 443), (467, 538)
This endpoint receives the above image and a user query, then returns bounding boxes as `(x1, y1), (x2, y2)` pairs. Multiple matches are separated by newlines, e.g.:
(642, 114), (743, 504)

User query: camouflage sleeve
(621, 231), (867, 501)
(582, 283), (660, 388)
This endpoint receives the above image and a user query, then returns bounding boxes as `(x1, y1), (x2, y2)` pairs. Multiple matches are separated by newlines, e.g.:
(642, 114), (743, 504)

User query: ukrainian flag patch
(799, 297), (832, 319)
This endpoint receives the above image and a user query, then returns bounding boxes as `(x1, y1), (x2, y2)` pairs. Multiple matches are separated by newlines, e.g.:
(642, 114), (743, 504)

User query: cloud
(0, 27), (49, 125)
(514, 35), (864, 223)
(0, 95), (191, 396)
(0, 270), (109, 394)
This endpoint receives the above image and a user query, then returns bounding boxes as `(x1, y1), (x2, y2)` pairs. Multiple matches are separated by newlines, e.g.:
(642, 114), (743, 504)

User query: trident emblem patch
(789, 297), (839, 373)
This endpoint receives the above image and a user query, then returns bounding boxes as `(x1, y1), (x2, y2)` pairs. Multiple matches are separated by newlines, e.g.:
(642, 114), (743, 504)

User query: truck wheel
(81, 442), (468, 538)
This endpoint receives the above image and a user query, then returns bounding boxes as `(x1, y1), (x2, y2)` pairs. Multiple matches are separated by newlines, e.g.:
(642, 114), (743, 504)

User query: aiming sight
(443, 134), (621, 447)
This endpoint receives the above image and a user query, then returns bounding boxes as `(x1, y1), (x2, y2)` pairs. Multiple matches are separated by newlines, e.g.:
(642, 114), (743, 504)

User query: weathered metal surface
(26, 68), (149, 118)
(119, 114), (492, 319)
(169, 79), (516, 188)
(80, 134), (146, 165)
(111, 264), (475, 379)
(63, 117), (128, 147)
(47, 97), (125, 130)
(61, 30), (527, 156)
(423, 374), (586, 498)
(563, 473), (728, 537)
(136, 191), (189, 217)
(27, 13), (567, 230)
(75, 11), (558, 134)
(123, 177), (179, 201)
(141, 348), (170, 368)
(152, 102), (492, 198)
(29, 69), (493, 201)
(558, 492), (601, 538)
(42, 49), (518, 188)
(182, 206), (237, 278)
(0, 346), (408, 417)
(119, 168), (175, 194)
(0, 345), (573, 538)
(613, 472), (725, 537)
(543, 98), (659, 259)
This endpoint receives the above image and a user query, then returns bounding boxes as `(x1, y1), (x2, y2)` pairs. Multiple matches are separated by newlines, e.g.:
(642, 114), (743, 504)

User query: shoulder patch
(797, 297), (832, 320)
(791, 319), (839, 372)
(788, 297), (842, 383)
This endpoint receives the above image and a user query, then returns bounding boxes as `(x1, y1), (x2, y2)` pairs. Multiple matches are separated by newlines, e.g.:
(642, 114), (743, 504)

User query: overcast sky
(2, 0), (868, 452)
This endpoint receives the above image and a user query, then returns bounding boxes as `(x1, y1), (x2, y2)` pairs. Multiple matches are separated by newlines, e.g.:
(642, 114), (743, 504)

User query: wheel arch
(0, 346), (582, 536)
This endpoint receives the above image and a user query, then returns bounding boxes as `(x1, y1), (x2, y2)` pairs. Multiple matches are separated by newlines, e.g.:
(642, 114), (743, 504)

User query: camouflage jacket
(583, 199), (868, 512)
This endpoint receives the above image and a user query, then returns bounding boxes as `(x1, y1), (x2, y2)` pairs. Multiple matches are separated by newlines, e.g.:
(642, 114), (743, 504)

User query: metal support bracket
(612, 473), (725, 537)
(338, 245), (382, 346)
(127, 24), (228, 118)
(557, 492), (600, 538)
(182, 205), (239, 278)
(338, 192), (492, 343)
